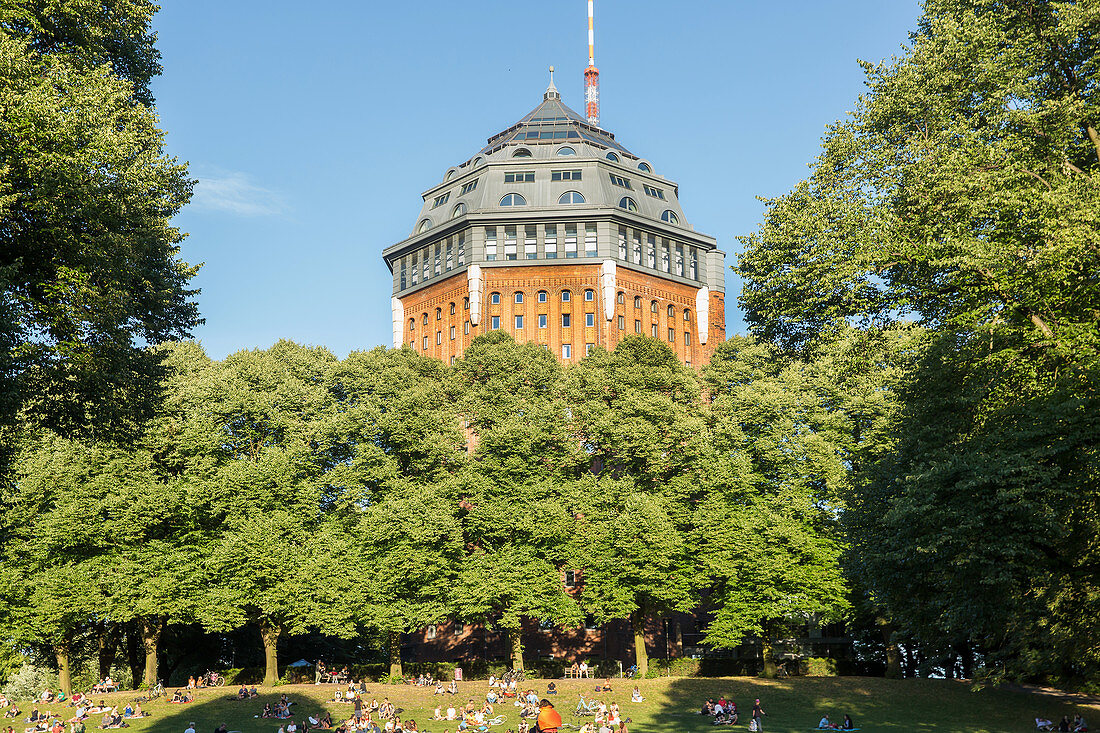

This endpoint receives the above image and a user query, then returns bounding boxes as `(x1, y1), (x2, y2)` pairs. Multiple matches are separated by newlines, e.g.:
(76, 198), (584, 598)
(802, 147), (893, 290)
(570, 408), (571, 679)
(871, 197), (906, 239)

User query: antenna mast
(584, 0), (600, 127)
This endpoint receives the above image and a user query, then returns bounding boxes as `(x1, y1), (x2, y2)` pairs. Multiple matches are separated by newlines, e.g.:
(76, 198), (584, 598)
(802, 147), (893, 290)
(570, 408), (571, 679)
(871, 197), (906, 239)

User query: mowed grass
(48, 676), (1099, 733)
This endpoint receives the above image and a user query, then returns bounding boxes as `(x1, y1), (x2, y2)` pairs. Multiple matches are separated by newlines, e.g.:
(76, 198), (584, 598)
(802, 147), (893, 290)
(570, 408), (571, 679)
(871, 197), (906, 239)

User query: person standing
(751, 699), (765, 731)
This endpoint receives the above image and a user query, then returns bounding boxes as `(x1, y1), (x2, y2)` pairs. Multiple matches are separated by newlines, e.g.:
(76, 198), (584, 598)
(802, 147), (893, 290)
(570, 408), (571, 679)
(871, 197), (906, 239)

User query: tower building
(383, 75), (725, 367)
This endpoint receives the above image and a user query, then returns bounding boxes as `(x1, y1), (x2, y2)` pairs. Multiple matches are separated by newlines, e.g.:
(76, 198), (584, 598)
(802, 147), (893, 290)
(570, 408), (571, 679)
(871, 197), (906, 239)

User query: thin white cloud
(190, 169), (286, 216)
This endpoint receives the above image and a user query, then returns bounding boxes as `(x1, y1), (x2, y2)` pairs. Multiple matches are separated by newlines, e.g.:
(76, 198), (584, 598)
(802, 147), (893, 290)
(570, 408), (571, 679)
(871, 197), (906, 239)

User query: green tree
(736, 0), (1100, 682)
(0, 22), (198, 442)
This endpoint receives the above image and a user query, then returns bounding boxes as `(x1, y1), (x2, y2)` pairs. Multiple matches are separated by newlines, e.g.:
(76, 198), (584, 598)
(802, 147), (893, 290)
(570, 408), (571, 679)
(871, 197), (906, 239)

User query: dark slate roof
(477, 89), (634, 157)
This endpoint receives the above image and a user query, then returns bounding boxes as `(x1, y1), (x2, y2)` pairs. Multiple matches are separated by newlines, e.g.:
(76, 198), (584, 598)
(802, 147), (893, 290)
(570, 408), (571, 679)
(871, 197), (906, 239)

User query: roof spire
(545, 65), (559, 100)
(584, 0), (600, 126)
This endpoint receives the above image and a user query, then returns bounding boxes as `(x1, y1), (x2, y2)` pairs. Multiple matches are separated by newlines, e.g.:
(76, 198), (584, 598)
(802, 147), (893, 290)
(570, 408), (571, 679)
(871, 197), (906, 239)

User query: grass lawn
(28, 677), (1098, 733)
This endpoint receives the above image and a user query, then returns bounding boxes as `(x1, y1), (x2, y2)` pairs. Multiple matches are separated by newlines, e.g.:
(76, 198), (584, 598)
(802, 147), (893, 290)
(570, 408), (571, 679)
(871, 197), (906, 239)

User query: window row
(487, 313), (598, 329)
(398, 232), (467, 289)
(409, 299), (472, 330)
(489, 289), (596, 304)
(616, 225), (701, 280)
(484, 223), (597, 260)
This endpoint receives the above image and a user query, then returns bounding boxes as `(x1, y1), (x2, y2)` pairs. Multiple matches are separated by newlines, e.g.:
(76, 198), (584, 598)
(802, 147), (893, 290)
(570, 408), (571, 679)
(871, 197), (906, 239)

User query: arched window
(436, 308), (442, 321)
(558, 191), (585, 204)
(561, 290), (572, 302)
(651, 300), (659, 313)
(666, 304), (674, 318)
(512, 148), (533, 158)
(450, 302), (456, 315)
(584, 289), (595, 301)
(661, 210), (680, 225)
(619, 197), (638, 212)
(451, 202), (467, 218)
(445, 168), (456, 180)
(617, 292), (625, 305)
(490, 292), (501, 304)
(500, 193), (527, 206)
(557, 146), (577, 156)
(634, 295), (642, 309)
(408, 318), (415, 332)
(606, 152), (620, 162)
(463, 297), (470, 310)
(417, 219), (432, 233)
(422, 313), (429, 325)
(683, 308), (691, 321)
(472, 157), (483, 167)
(638, 162), (652, 172)
(514, 291), (524, 304)
(537, 290), (548, 303)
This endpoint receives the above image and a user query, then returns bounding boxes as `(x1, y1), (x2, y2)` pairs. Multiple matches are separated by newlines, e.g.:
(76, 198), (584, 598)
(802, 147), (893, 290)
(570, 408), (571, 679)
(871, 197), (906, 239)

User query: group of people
(432, 682), (459, 697)
(815, 713), (855, 730)
(234, 686), (260, 701)
(1037, 714), (1089, 732)
(700, 698), (767, 732)
(7, 698), (146, 733)
(259, 695), (297, 720)
(169, 690), (195, 704)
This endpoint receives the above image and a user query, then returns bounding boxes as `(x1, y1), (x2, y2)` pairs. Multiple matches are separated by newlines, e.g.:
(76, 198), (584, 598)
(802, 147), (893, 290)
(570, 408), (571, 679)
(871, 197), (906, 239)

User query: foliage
(1, 661), (57, 701)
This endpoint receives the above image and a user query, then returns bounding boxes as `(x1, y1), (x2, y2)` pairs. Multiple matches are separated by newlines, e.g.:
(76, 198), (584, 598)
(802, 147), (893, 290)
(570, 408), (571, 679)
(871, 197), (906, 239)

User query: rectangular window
(643, 184), (665, 200)
(445, 238), (453, 271)
(618, 226), (628, 260)
(515, 291), (524, 304)
(411, 254), (418, 285)
(491, 316), (500, 330)
(617, 315), (624, 330)
(551, 170), (582, 181)
(538, 291), (548, 303)
(647, 234), (656, 268)
(538, 313), (547, 328)
(586, 343), (594, 355)
(432, 192), (450, 208)
(457, 231), (466, 265)
(690, 248), (699, 280)
(464, 321), (470, 335)
(632, 230), (642, 265)
(676, 244), (684, 276)
(668, 327), (675, 342)
(564, 224), (578, 258)
(562, 313), (571, 327)
(685, 331), (691, 346)
(422, 247), (430, 281)
(584, 289), (595, 301)
(422, 335), (428, 350)
(504, 226), (518, 260)
(485, 226), (497, 261)
(544, 224), (558, 259)
(460, 179), (478, 195)
(400, 259), (407, 289)
(652, 323), (659, 338)
(525, 225), (538, 260)
(609, 173), (632, 189)
(515, 315), (524, 329)
(437, 331), (443, 345)
(661, 240), (670, 272)
(562, 290), (571, 302)
(635, 319), (642, 333)
(434, 243), (441, 275)
(585, 313), (595, 327)
(564, 570), (576, 588)
(562, 344), (572, 359)
(450, 326), (456, 340)
(504, 171), (535, 183)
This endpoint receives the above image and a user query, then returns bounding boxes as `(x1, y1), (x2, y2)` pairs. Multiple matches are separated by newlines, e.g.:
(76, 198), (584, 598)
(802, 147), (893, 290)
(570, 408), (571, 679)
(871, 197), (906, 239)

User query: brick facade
(399, 264), (725, 367)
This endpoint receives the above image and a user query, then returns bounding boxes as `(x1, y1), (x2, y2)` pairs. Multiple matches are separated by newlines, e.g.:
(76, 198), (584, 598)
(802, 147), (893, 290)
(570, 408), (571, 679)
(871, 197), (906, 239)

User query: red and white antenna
(584, 0), (600, 127)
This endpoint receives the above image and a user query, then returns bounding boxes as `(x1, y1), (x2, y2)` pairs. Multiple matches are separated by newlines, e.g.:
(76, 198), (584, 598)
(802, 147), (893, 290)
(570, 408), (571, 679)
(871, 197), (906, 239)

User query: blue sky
(152, 0), (922, 359)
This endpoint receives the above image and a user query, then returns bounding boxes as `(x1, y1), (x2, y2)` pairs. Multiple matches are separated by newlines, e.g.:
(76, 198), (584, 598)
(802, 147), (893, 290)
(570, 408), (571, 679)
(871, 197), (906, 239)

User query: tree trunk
(630, 610), (648, 678)
(760, 638), (778, 678)
(260, 621), (282, 686)
(126, 623), (146, 689)
(507, 627), (524, 671)
(959, 642), (974, 679)
(55, 644), (72, 698)
(98, 623), (120, 681)
(387, 630), (402, 678)
(876, 616), (902, 679)
(142, 618), (163, 687)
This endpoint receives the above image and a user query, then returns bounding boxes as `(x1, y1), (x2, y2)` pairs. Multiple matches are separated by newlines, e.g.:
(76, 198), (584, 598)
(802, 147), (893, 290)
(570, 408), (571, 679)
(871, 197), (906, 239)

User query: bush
(667, 658), (702, 677)
(803, 658), (838, 677)
(2, 663), (58, 702)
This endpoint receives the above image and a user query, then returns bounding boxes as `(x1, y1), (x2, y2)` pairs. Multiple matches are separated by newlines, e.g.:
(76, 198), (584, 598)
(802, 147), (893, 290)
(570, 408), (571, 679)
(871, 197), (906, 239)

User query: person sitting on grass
(237, 686), (248, 701)
(449, 682), (458, 696)
(120, 708), (131, 722)
(432, 708), (443, 721)
(1074, 715), (1088, 733)
(534, 700), (561, 733)
(817, 715), (832, 730)
(435, 683), (445, 696)
(486, 690), (498, 705)
(7, 705), (21, 719)
(318, 714), (333, 729)
(546, 683), (557, 696)
(445, 707), (456, 722)
(404, 720), (417, 732)
(261, 704), (273, 718)
(630, 687), (642, 703)
(841, 715), (853, 730)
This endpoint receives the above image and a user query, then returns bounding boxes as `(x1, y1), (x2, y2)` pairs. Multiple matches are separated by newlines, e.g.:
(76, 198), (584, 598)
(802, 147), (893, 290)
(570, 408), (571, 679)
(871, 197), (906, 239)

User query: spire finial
(544, 64), (560, 100)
